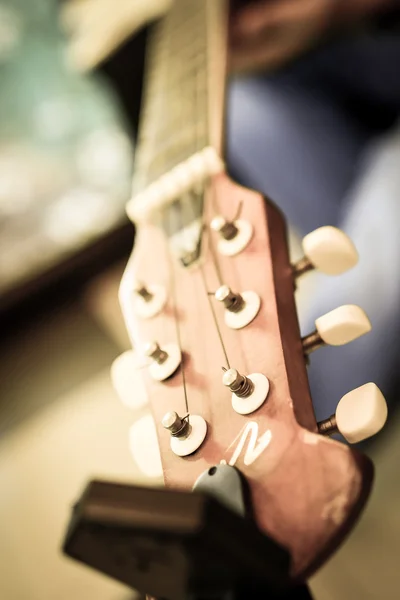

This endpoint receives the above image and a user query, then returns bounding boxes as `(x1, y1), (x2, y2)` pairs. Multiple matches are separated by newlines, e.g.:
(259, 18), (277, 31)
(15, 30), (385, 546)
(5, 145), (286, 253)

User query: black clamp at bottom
(63, 467), (313, 600)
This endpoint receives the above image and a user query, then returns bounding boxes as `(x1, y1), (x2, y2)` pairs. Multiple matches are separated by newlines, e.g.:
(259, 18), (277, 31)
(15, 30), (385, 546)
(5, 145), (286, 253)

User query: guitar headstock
(113, 173), (387, 579)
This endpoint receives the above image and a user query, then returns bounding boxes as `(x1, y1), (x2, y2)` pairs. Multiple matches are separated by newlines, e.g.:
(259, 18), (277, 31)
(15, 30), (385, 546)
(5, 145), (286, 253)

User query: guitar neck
(129, 0), (228, 222)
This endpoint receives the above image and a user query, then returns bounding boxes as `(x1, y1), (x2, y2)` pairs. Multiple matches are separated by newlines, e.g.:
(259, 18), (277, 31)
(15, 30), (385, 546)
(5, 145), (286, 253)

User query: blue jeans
(226, 33), (400, 423)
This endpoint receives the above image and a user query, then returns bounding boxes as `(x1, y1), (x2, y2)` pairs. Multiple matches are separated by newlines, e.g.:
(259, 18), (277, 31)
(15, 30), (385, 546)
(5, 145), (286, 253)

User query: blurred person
(227, 1), (400, 425)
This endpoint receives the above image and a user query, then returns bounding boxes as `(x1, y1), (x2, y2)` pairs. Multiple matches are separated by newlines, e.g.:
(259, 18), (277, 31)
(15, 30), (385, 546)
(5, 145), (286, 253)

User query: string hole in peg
(132, 280), (167, 319)
(144, 341), (181, 381)
(215, 285), (261, 330)
(302, 304), (371, 355)
(211, 201), (253, 257)
(293, 225), (358, 278)
(162, 411), (207, 457)
(222, 367), (270, 415)
(318, 382), (388, 443)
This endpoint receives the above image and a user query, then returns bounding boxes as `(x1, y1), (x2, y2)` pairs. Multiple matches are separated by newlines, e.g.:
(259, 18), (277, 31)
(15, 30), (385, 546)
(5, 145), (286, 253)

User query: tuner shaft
(317, 415), (338, 436)
(132, 282), (167, 319)
(302, 331), (324, 354)
(223, 368), (254, 398)
(222, 368), (270, 415)
(162, 411), (191, 439)
(292, 256), (314, 278)
(145, 342), (182, 382)
(211, 216), (239, 241)
(215, 286), (245, 313)
(145, 341), (168, 364)
(163, 413), (208, 457)
(134, 283), (153, 302)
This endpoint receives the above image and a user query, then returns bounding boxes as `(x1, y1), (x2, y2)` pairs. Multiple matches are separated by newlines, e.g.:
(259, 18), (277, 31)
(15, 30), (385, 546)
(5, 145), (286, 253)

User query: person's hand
(229, 0), (337, 73)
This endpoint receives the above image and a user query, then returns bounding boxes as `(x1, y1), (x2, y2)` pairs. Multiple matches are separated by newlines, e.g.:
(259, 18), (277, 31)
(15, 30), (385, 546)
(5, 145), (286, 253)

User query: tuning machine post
(144, 341), (181, 381)
(293, 226), (358, 278)
(211, 202), (253, 257)
(162, 411), (207, 457)
(215, 285), (261, 329)
(222, 368), (270, 415)
(132, 280), (167, 319)
(302, 304), (371, 355)
(318, 383), (387, 443)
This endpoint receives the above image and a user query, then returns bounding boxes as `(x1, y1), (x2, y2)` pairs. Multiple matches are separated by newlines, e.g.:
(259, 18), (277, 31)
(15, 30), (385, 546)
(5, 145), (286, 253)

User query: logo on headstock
(222, 421), (272, 467)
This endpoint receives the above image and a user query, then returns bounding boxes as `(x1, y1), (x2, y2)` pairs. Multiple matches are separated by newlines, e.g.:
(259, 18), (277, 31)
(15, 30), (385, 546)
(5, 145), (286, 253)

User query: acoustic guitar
(63, 1), (388, 598)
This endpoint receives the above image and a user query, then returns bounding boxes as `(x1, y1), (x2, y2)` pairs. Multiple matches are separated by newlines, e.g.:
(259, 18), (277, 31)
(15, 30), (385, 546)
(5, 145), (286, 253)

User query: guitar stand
(63, 475), (314, 600)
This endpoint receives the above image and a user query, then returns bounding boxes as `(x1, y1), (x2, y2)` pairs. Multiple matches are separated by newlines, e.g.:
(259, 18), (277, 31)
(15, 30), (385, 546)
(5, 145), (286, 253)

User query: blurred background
(0, 1), (399, 599)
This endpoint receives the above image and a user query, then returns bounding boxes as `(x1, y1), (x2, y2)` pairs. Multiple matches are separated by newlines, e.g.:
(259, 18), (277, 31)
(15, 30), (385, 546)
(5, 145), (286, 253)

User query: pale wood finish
(120, 174), (373, 579)
(206, 0), (228, 155)
(132, 0), (223, 195)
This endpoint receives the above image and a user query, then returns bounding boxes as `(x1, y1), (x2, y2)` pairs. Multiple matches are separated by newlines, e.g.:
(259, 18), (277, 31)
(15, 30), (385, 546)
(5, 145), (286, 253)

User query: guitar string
(198, 2), (231, 370)
(165, 0), (214, 416)
(159, 12), (193, 418)
(174, 0), (234, 413)
(167, 234), (189, 415)
(165, 1), (206, 418)
(170, 6), (200, 417)
(206, 183), (224, 285)
(199, 263), (231, 369)
(159, 0), (231, 419)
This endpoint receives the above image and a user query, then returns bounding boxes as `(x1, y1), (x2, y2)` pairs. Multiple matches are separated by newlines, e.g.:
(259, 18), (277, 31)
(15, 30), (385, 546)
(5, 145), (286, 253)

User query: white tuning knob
(303, 304), (371, 354)
(318, 383), (388, 443)
(294, 226), (358, 277)
(129, 415), (163, 478)
(111, 350), (148, 409)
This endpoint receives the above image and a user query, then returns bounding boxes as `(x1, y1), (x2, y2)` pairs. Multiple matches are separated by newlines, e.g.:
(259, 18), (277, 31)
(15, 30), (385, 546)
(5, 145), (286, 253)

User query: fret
(130, 0), (216, 185)
(127, 0), (227, 234)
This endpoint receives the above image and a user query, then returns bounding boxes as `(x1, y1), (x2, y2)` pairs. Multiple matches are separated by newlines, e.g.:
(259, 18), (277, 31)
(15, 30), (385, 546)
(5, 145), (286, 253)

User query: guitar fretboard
(129, 0), (228, 223)
(139, 2), (208, 176)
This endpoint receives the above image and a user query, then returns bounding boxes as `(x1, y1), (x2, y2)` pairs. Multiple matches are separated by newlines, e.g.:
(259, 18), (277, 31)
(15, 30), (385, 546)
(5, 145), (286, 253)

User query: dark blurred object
(0, 4), (148, 327)
(100, 28), (148, 143)
(375, 6), (400, 30)
(62, 480), (316, 600)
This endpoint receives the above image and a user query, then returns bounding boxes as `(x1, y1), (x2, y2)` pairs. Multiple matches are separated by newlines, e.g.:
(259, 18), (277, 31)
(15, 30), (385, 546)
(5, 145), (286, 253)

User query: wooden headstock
(116, 173), (375, 579)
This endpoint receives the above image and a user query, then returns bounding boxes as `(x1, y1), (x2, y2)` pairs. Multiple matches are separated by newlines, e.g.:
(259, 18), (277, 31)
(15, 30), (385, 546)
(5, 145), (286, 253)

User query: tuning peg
(215, 285), (261, 329)
(129, 414), (163, 478)
(132, 280), (167, 319)
(210, 203), (253, 257)
(293, 226), (358, 277)
(162, 411), (207, 457)
(222, 367), (270, 415)
(318, 383), (388, 443)
(302, 304), (371, 354)
(110, 350), (148, 409)
(144, 341), (181, 381)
